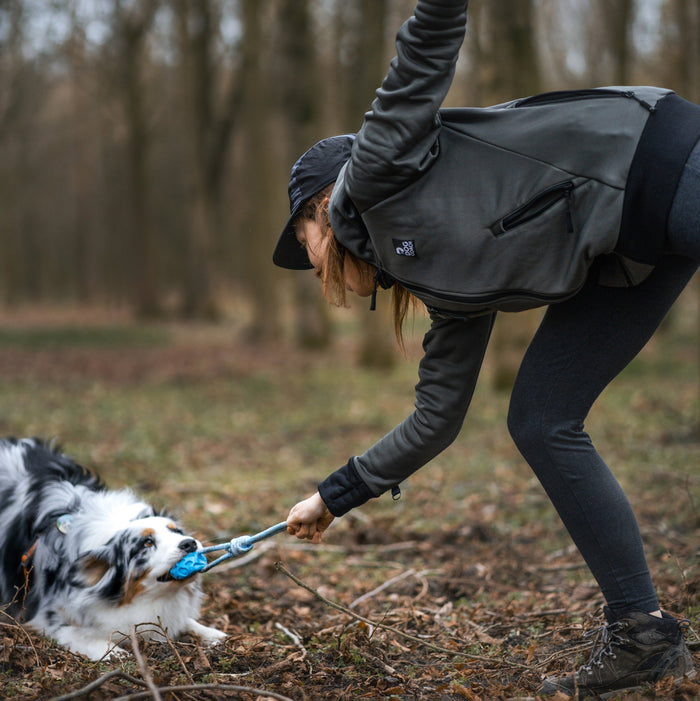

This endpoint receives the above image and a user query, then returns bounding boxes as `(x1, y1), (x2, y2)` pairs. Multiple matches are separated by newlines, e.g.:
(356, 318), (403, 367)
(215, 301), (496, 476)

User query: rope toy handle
(169, 521), (288, 580)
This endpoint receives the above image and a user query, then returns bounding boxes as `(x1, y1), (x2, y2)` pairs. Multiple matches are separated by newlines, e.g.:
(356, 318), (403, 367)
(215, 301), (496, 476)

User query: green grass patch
(0, 325), (170, 349)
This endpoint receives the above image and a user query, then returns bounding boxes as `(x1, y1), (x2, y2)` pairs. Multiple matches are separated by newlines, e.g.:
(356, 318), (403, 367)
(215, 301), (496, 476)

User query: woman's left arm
(346, 0), (469, 211)
(318, 311), (495, 517)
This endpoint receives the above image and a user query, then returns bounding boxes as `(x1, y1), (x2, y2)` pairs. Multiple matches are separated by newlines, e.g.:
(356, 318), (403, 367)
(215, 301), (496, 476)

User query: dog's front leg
(51, 626), (128, 660)
(185, 618), (227, 646)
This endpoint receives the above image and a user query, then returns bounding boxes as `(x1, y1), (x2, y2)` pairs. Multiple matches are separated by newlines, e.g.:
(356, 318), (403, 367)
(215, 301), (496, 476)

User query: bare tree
(277, 0), (332, 349)
(661, 0), (700, 102)
(0, 0), (45, 303)
(173, 0), (242, 319)
(65, 7), (100, 303)
(597, 0), (636, 84)
(480, 0), (541, 102)
(238, 0), (281, 340)
(109, 0), (160, 316)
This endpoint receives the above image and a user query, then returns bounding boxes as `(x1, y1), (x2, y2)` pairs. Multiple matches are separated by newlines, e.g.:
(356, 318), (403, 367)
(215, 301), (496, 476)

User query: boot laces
(581, 621), (626, 672)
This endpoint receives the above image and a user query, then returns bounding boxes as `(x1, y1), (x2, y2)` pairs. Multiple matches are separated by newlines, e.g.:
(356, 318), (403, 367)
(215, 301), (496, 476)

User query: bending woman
(273, 0), (699, 696)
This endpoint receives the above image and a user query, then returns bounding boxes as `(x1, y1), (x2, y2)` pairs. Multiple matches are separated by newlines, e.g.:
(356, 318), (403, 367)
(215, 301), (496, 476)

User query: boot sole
(587, 668), (697, 700)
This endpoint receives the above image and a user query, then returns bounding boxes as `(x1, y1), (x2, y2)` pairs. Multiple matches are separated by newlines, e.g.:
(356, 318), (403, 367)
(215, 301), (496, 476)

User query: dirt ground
(0, 307), (698, 700)
(2, 513), (698, 700)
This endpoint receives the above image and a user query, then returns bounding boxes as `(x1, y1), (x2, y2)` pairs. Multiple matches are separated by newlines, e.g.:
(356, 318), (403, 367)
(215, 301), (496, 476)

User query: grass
(0, 296), (697, 534)
(0, 290), (697, 698)
(0, 325), (169, 349)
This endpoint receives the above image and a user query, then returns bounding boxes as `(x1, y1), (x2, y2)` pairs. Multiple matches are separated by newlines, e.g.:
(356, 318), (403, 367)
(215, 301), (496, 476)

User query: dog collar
(56, 514), (73, 534)
(21, 540), (38, 570)
(21, 515), (74, 571)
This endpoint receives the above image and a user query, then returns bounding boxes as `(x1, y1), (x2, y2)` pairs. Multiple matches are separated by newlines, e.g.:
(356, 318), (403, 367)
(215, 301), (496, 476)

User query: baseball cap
(273, 134), (356, 270)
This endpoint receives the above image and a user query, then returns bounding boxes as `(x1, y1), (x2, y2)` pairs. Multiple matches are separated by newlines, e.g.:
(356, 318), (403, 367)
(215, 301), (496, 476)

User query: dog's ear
(134, 505), (156, 520)
(73, 550), (111, 587)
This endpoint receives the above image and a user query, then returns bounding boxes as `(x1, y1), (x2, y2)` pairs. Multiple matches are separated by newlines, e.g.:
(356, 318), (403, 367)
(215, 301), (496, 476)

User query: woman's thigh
(511, 255), (698, 430)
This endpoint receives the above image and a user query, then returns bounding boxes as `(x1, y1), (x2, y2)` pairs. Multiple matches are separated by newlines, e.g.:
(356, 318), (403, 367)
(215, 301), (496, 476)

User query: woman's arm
(287, 492), (334, 543)
(346, 0), (469, 211)
(318, 311), (495, 517)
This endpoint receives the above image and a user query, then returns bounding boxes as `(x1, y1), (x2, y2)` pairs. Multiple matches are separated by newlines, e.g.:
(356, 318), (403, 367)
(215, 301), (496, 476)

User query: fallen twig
(349, 568), (419, 609)
(275, 621), (305, 650)
(112, 684), (295, 701)
(130, 626), (162, 701)
(274, 561), (530, 670)
(154, 622), (196, 684)
(48, 671), (147, 701)
(364, 650), (397, 675)
(534, 641), (592, 669)
(0, 608), (41, 666)
(526, 562), (588, 572)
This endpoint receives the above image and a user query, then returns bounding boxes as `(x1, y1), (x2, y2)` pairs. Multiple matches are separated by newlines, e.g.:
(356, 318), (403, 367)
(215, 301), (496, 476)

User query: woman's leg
(667, 138), (700, 260)
(507, 254), (697, 614)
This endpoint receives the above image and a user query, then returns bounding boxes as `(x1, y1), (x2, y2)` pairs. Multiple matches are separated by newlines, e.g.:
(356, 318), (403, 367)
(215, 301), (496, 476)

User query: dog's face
(74, 514), (201, 605)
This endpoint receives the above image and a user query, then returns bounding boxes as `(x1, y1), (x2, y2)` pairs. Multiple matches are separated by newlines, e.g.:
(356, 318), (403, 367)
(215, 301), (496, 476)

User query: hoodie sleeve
(345, 0), (469, 212)
(319, 311), (494, 517)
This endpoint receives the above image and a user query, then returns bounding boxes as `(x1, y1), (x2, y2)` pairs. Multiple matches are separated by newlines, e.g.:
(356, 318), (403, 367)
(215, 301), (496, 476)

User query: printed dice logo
(393, 239), (417, 257)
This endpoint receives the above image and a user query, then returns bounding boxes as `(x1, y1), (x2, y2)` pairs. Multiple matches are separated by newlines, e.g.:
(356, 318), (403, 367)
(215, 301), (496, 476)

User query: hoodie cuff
(318, 457), (375, 517)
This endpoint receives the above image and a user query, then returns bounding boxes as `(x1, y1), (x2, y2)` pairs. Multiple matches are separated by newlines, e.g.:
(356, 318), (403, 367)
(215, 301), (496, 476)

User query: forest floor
(0, 298), (698, 700)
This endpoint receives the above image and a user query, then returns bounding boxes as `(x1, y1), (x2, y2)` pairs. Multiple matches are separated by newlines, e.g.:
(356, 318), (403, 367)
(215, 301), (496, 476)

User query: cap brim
(273, 216), (313, 270)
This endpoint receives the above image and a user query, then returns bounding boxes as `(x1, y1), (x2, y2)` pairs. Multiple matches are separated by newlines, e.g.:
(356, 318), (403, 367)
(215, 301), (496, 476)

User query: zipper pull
(623, 90), (656, 113)
(391, 485), (401, 501)
(369, 270), (380, 311)
(565, 185), (574, 233)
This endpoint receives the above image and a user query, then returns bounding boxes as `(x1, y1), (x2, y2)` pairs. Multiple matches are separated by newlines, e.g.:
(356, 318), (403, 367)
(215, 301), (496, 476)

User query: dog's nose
(178, 538), (198, 553)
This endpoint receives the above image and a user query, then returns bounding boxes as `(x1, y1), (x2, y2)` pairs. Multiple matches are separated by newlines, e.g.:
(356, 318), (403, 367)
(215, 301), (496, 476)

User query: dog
(0, 437), (226, 659)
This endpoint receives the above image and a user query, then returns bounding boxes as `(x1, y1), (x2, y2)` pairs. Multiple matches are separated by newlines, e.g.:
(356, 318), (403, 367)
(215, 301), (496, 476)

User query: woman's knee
(507, 390), (583, 460)
(507, 391), (542, 456)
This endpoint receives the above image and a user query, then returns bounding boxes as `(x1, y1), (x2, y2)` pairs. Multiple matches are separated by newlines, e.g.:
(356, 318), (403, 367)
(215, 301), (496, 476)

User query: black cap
(273, 134), (356, 270)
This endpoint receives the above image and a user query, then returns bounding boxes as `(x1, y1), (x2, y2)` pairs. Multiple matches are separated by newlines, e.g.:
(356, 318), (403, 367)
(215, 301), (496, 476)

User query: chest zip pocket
(491, 181), (574, 236)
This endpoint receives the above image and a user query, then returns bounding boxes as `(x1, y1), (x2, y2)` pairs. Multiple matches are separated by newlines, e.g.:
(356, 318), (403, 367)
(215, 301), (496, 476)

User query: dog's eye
(143, 536), (156, 548)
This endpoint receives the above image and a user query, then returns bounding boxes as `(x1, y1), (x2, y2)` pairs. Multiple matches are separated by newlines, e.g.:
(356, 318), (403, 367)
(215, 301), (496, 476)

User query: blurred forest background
(0, 6), (699, 694)
(0, 0), (698, 363)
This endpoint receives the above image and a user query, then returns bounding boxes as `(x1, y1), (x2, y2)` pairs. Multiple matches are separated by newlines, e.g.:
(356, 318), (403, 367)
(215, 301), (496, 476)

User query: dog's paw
(101, 644), (130, 661)
(186, 619), (227, 646)
(55, 629), (128, 661)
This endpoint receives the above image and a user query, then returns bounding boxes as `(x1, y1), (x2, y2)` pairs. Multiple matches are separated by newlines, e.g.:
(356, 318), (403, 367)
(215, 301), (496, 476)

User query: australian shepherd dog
(0, 438), (226, 659)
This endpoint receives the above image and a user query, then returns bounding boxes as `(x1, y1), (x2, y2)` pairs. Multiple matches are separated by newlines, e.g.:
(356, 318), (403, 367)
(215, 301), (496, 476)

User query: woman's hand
(287, 492), (335, 544)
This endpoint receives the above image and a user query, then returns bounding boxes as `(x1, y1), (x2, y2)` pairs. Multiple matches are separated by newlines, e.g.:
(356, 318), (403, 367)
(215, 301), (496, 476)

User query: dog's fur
(0, 438), (225, 659)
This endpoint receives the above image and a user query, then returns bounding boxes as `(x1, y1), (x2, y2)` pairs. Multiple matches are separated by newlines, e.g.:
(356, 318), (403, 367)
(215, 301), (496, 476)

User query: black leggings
(507, 144), (700, 614)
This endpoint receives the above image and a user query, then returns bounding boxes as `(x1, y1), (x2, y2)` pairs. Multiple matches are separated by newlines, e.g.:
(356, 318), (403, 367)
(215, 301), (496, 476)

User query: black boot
(539, 607), (695, 698)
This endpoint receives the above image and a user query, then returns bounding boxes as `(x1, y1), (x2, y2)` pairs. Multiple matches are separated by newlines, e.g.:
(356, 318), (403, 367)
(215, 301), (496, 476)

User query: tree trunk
(239, 0), (281, 340)
(278, 0), (332, 348)
(598, 0), (635, 84)
(347, 0), (396, 369)
(174, 0), (221, 319)
(116, 0), (160, 317)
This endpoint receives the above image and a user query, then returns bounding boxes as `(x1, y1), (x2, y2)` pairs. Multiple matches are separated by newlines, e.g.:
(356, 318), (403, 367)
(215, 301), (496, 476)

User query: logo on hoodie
(393, 239), (417, 257)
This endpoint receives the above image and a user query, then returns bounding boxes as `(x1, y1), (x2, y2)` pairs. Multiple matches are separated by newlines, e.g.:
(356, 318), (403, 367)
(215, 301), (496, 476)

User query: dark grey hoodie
(318, 0), (700, 516)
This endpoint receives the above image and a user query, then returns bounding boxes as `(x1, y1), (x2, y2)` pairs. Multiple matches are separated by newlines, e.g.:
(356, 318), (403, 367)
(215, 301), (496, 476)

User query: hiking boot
(539, 607), (695, 698)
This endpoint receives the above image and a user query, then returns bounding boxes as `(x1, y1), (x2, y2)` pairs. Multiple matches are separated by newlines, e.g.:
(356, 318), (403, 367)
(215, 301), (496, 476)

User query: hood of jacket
(329, 163), (379, 268)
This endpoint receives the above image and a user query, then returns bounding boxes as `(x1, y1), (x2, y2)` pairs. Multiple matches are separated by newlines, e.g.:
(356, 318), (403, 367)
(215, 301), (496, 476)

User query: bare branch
(274, 561), (530, 670)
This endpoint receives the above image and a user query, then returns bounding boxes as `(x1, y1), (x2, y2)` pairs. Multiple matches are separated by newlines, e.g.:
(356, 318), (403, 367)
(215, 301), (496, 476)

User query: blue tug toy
(169, 521), (288, 579)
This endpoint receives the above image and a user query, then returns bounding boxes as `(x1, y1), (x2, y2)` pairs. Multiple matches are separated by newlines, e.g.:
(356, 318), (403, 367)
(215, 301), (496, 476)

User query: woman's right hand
(287, 492), (335, 544)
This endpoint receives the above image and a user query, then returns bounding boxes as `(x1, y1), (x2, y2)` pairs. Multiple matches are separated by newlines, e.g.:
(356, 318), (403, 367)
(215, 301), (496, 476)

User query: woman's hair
(295, 185), (418, 353)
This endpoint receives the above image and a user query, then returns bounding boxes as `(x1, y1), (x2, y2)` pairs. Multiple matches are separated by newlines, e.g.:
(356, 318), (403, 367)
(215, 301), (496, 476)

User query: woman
(274, 0), (699, 696)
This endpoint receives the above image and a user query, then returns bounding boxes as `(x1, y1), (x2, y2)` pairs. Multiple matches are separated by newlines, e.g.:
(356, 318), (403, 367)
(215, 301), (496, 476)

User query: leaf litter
(0, 308), (697, 699)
